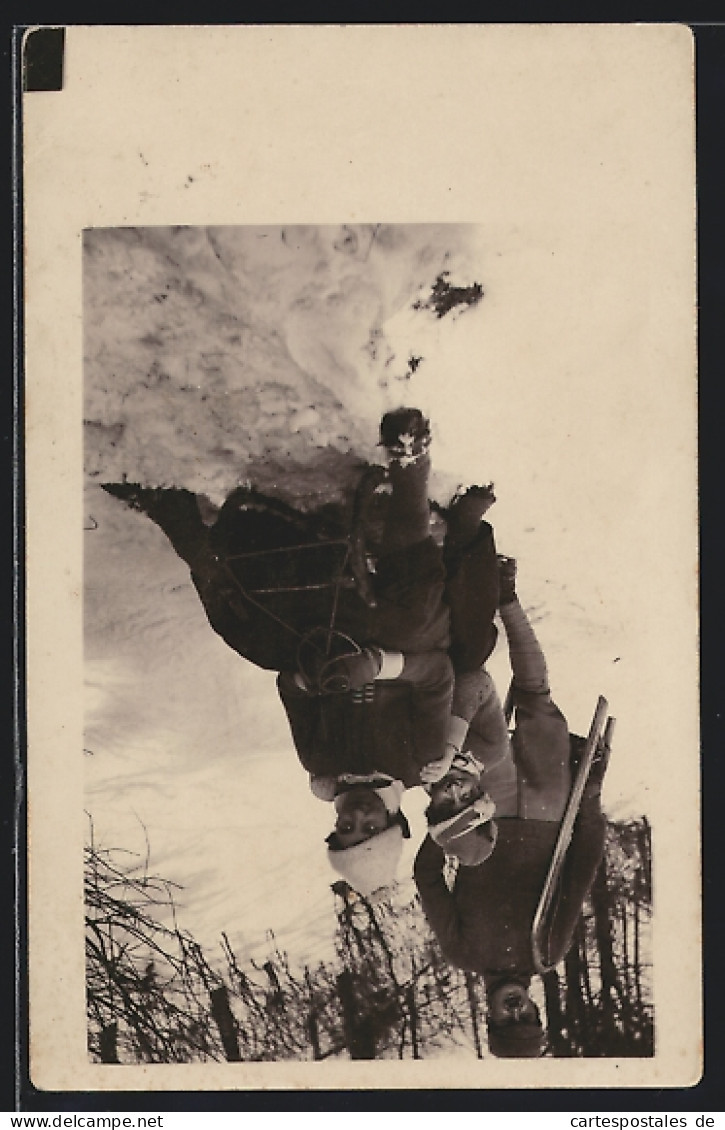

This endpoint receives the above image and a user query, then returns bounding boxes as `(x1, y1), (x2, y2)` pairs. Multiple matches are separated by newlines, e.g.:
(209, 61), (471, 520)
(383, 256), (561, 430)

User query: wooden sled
(531, 697), (615, 974)
(503, 683), (615, 975)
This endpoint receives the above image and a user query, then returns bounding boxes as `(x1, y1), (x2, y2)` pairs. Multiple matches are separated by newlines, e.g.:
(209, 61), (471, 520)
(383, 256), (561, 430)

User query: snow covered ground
(83, 222), (691, 969)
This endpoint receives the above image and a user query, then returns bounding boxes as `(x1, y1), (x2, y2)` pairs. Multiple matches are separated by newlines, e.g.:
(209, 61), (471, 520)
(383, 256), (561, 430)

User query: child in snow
(413, 557), (610, 1057)
(103, 408), (502, 901)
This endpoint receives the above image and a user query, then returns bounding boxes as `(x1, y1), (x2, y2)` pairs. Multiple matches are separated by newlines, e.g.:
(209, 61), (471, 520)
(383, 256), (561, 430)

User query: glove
(318, 647), (383, 694)
(419, 743), (458, 786)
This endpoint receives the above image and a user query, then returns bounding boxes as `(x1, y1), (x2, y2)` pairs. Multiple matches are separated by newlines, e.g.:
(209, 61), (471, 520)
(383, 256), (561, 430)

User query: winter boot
(379, 407), (432, 466)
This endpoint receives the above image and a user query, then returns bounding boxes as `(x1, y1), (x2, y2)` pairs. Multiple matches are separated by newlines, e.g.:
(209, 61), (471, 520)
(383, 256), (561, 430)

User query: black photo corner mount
(22, 27), (65, 92)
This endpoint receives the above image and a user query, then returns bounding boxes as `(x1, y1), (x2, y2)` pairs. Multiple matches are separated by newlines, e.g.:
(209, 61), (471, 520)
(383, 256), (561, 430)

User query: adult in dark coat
(413, 558), (609, 1056)
(103, 408), (502, 897)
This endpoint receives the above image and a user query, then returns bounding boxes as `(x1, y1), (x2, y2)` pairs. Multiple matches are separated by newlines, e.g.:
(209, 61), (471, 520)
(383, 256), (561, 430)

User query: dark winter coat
(127, 487), (496, 784)
(414, 682), (607, 979)
(277, 649), (454, 787)
(199, 516), (451, 669)
(201, 516), (456, 781)
(271, 523), (501, 785)
(414, 799), (606, 980)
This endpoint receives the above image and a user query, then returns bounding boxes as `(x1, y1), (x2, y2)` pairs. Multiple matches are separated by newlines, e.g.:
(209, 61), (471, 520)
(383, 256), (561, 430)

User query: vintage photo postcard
(22, 24), (699, 1092)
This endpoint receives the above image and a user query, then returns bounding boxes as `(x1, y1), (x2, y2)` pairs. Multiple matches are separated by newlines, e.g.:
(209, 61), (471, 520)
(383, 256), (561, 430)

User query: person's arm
(369, 648), (455, 783)
(276, 671), (321, 772)
(451, 669), (488, 719)
(449, 668), (488, 743)
(413, 835), (467, 966)
(418, 669), (486, 784)
(417, 666), (511, 783)
(399, 650), (455, 770)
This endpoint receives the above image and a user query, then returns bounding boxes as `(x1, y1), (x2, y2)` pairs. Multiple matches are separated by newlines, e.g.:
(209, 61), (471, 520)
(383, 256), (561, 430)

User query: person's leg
(498, 564), (571, 820)
(444, 521), (500, 672)
(367, 411), (451, 652)
(378, 408), (433, 555)
(499, 593), (549, 697)
(379, 455), (432, 554)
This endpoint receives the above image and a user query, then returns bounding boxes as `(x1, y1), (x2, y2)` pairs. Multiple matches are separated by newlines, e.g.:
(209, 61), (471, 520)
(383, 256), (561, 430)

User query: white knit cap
(429, 794), (499, 867)
(327, 824), (403, 897)
(430, 791), (496, 838)
(312, 776), (405, 810)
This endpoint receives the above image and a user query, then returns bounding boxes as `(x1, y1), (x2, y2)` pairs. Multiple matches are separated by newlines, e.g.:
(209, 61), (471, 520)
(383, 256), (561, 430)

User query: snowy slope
(84, 224), (484, 506)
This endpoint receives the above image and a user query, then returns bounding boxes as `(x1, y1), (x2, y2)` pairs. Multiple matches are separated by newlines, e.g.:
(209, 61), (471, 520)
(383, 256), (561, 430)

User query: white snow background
(83, 222), (692, 972)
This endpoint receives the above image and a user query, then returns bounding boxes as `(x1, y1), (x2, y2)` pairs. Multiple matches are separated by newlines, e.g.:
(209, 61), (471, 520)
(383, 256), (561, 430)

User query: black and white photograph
(24, 25), (699, 1091)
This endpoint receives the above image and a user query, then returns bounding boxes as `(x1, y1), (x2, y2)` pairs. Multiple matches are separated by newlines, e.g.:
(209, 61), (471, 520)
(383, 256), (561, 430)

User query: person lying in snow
(413, 556), (610, 1058)
(103, 408), (502, 901)
(290, 463), (501, 901)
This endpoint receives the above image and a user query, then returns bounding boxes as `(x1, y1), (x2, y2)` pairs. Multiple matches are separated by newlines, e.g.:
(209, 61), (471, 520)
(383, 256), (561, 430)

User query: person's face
(488, 982), (538, 1024)
(333, 787), (389, 849)
(428, 767), (482, 814)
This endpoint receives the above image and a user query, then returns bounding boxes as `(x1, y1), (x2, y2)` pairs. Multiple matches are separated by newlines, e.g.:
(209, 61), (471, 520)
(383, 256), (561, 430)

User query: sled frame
(224, 538), (356, 595)
(209, 467), (387, 659)
(219, 465), (384, 607)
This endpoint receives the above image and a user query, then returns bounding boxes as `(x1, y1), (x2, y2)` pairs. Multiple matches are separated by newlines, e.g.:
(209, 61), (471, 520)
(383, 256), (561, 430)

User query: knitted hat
(429, 794), (498, 867)
(450, 749), (486, 778)
(327, 824), (404, 897)
(486, 1020), (545, 1058)
(334, 777), (405, 815)
(310, 775), (405, 810)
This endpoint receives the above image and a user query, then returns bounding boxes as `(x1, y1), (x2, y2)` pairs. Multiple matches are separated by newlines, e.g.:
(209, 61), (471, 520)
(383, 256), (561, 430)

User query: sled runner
(531, 697), (615, 974)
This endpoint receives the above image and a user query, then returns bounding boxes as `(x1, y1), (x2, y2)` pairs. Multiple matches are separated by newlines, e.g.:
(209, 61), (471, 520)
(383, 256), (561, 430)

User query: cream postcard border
(24, 23), (700, 1092)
